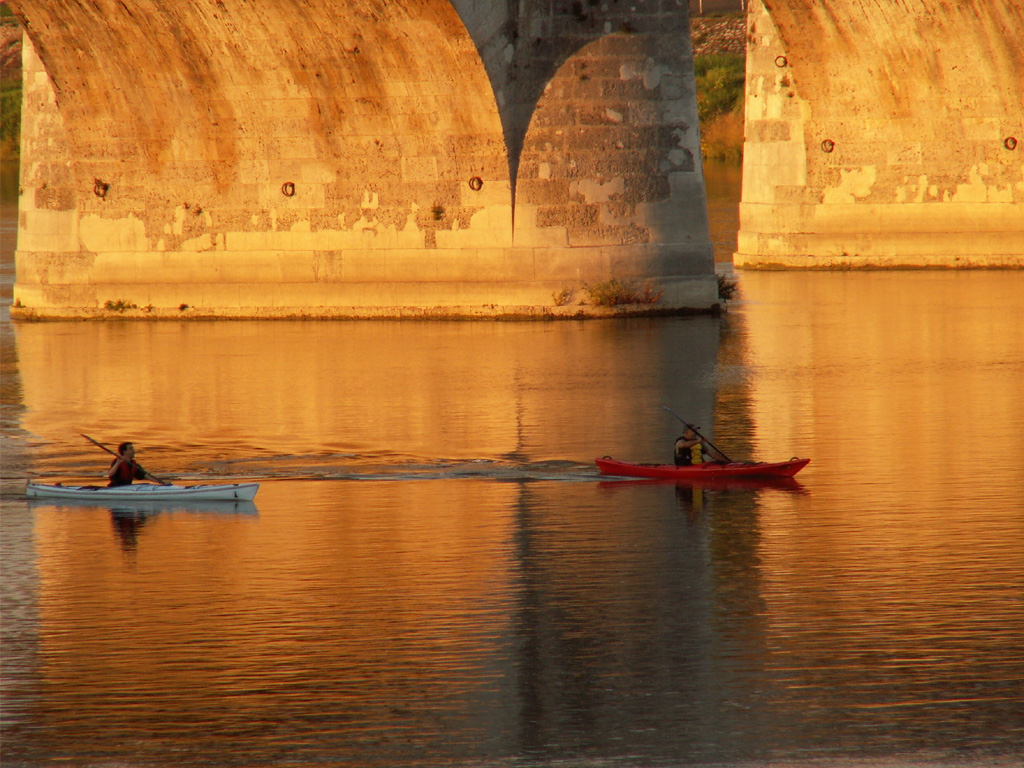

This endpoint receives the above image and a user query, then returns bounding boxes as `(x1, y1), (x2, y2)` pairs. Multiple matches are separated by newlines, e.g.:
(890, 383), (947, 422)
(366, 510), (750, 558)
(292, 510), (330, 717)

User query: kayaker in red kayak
(107, 442), (167, 486)
(674, 428), (729, 467)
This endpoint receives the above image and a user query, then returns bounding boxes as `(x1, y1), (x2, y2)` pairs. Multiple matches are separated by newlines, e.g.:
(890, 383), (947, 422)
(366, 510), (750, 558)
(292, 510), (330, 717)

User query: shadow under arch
(495, 2), (706, 249)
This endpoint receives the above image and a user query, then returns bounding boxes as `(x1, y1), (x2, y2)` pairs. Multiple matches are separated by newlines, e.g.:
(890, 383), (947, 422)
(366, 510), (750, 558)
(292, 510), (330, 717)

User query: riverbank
(691, 13), (746, 161)
(691, 12), (746, 56)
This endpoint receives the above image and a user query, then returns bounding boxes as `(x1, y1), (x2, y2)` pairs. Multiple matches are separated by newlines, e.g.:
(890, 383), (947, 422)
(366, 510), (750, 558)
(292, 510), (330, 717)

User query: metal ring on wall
(468, 176), (483, 191)
(821, 139), (835, 153)
(1005, 137), (1018, 151)
(775, 55), (787, 68)
(282, 182), (296, 197)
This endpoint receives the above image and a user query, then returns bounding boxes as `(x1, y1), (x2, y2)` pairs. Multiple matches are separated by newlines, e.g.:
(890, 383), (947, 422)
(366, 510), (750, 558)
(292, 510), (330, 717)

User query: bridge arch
(10, 0), (717, 318)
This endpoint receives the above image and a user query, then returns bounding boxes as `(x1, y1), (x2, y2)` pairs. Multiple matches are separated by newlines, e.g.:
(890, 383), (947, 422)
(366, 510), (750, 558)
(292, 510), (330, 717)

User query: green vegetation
(586, 279), (663, 307)
(694, 54), (744, 122)
(1, 78), (20, 160)
(1, 6), (20, 161)
(104, 299), (139, 313)
(552, 287), (573, 307)
(104, 299), (155, 313)
(717, 272), (738, 301)
(694, 54), (745, 162)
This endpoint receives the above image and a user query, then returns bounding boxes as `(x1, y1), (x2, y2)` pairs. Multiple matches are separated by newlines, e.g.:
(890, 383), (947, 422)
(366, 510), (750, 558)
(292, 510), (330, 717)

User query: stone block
(340, 250), (389, 282)
(435, 209), (514, 249)
(962, 117), (1002, 142)
(659, 275), (718, 307)
(139, 284), (191, 308)
(19, 210), (81, 252)
(747, 119), (792, 143)
(401, 155), (440, 181)
(534, 245), (603, 281)
(200, 282), (243, 308)
(512, 223), (570, 249)
(459, 181), (512, 209)
(475, 248), (533, 281)
(384, 250), (438, 281)
(433, 249), (478, 281)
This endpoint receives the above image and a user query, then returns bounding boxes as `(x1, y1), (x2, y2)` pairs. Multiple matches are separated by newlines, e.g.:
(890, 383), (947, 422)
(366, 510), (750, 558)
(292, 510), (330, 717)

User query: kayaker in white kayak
(674, 428), (729, 467)
(107, 442), (167, 486)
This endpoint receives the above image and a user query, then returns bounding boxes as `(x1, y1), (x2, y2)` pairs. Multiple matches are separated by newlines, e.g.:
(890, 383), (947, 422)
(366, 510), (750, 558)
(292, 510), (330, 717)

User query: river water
(1, 162), (1022, 767)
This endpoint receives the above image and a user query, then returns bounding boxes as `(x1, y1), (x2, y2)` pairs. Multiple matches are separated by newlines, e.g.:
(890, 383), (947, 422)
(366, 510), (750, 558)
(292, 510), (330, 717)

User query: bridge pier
(736, 0), (1024, 269)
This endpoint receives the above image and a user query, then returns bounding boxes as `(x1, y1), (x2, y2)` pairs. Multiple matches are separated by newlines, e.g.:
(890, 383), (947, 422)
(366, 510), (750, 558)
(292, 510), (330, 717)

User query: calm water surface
(1, 163), (1023, 767)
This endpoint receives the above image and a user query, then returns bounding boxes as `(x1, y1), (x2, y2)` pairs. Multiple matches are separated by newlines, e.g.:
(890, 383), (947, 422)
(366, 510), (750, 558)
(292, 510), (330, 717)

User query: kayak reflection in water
(107, 442), (167, 487)
(674, 428), (730, 467)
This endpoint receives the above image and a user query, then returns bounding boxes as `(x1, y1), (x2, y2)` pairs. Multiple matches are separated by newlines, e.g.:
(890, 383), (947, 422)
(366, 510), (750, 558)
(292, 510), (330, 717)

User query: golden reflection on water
(7, 268), (1024, 764)
(14, 318), (722, 476)
(24, 478), (753, 762)
(30, 480), (522, 743)
(734, 270), (1024, 726)
(736, 271), (1024, 500)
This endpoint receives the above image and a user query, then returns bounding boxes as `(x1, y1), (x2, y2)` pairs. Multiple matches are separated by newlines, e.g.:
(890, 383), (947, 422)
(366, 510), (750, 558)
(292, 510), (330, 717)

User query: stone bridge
(10, 0), (714, 318)
(9, 0), (1023, 319)
(738, 0), (1024, 269)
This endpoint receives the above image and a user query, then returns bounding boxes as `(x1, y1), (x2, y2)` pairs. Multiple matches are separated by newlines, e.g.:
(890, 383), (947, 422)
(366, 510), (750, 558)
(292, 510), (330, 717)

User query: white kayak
(26, 482), (259, 502)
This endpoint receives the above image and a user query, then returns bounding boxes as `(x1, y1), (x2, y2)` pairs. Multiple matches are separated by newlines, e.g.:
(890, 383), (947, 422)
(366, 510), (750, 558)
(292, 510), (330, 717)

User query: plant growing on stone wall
(585, 279), (663, 307)
(104, 299), (138, 313)
(552, 288), (573, 307)
(717, 273), (738, 301)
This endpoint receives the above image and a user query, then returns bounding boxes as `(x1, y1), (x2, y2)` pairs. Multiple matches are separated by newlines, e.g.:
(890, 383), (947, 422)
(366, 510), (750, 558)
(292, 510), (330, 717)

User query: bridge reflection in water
(3, 270), (1023, 765)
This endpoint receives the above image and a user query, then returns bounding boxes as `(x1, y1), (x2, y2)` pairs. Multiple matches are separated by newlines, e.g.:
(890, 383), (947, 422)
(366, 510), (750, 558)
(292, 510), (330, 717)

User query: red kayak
(595, 456), (810, 480)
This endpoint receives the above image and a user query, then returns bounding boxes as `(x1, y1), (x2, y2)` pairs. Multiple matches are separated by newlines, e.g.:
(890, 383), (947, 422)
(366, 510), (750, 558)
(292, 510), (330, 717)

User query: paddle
(81, 434), (171, 485)
(661, 406), (734, 463)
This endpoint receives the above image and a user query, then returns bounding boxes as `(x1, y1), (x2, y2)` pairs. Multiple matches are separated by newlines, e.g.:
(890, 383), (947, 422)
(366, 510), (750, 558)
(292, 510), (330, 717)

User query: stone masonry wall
(9, 0), (718, 318)
(736, 0), (1024, 268)
(511, 0), (710, 284)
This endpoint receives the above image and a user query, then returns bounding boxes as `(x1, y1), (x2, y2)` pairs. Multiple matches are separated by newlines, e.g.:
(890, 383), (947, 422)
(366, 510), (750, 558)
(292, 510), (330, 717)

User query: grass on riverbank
(694, 53), (745, 162)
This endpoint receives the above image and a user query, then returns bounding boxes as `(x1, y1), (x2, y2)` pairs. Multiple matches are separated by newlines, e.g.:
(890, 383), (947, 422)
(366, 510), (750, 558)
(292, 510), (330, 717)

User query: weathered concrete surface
(736, 0), (1024, 269)
(9, 0), (717, 319)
